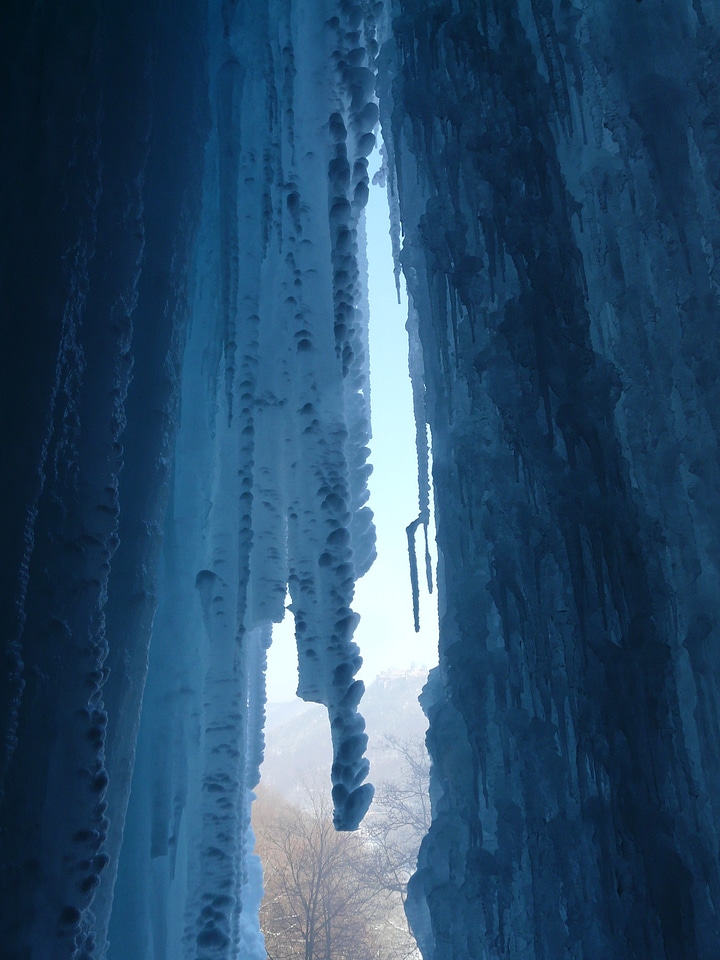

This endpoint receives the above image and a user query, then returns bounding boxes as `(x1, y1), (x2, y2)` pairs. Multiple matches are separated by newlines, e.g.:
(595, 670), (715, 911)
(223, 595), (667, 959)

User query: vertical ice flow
(107, 0), (381, 957)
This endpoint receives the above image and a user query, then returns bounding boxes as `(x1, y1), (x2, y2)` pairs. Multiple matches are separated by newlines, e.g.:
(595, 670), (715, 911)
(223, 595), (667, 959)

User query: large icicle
(260, 0), (378, 831)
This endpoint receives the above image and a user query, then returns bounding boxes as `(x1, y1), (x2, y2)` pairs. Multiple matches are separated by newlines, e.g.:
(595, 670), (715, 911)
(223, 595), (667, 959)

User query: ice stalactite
(262, 0), (378, 831)
(404, 294), (433, 633)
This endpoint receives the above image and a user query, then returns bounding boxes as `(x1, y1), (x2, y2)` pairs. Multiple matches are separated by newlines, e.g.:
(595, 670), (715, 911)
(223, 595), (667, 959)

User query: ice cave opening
(257, 150), (437, 960)
(265, 152), (438, 706)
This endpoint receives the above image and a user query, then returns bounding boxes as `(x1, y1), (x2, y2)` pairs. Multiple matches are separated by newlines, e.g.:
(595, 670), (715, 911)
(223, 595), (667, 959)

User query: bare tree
(363, 736), (431, 907)
(254, 786), (382, 960)
(254, 742), (431, 960)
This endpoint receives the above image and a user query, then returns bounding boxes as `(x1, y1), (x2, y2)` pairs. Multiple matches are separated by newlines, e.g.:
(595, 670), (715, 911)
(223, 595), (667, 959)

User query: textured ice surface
(109, 1), (379, 956)
(0, 3), (211, 956)
(378, 2), (720, 959)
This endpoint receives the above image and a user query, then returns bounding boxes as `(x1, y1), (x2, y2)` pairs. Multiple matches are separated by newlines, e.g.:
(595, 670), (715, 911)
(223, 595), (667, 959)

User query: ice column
(109, 1), (380, 957)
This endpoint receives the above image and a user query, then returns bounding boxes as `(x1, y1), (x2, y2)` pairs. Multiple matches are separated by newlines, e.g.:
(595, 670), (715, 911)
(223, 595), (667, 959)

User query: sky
(265, 155), (439, 703)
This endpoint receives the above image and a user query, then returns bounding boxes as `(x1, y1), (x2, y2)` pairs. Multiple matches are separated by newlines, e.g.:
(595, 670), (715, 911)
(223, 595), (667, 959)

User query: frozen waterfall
(2, 2), (720, 960)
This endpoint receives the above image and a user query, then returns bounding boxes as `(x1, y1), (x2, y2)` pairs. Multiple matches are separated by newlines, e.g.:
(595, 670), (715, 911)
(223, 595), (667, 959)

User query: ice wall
(0, 3), (210, 956)
(0, 0), (377, 957)
(376, 2), (720, 959)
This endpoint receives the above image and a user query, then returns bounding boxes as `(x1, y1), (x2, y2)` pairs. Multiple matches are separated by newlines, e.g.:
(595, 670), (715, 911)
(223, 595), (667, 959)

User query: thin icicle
(404, 296), (433, 625)
(406, 515), (422, 633)
(407, 298), (431, 525)
(423, 517), (433, 595)
(374, 21), (404, 304)
(372, 142), (403, 303)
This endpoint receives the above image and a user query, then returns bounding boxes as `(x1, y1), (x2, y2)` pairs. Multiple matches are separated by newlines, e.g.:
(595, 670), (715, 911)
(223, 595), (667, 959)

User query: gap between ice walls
(2, 2), (720, 960)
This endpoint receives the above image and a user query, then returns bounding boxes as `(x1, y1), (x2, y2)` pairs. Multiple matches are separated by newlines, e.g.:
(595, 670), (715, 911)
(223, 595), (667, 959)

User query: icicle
(245, 0), (378, 834)
(388, 179), (404, 302)
(347, 210), (376, 579)
(423, 517), (433, 595)
(373, 142), (403, 303)
(406, 515), (422, 633)
(404, 295), (433, 627)
(374, 25), (404, 304)
(407, 299), (431, 524)
(372, 25), (437, 631)
(217, 58), (245, 425)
